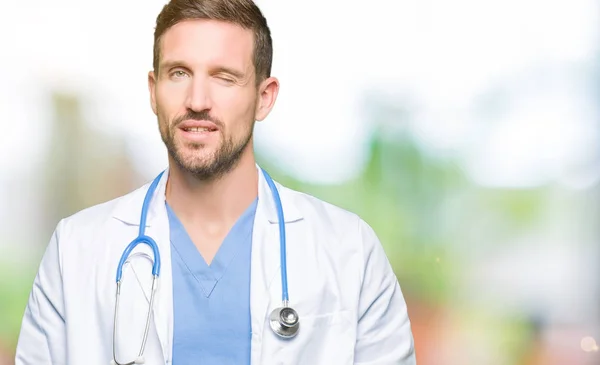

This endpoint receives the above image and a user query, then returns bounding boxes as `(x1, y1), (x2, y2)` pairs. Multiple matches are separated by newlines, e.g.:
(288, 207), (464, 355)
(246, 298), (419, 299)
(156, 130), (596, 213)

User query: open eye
(171, 70), (189, 79)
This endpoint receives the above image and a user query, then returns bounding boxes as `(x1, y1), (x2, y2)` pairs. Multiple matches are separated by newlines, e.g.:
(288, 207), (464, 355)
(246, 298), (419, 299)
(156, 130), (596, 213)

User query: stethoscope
(111, 169), (299, 365)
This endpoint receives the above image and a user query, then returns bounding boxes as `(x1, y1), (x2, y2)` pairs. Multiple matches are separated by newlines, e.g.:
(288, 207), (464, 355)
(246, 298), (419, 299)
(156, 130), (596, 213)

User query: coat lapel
(250, 167), (303, 364)
(144, 202), (173, 363)
(111, 165), (303, 364)
(111, 169), (173, 363)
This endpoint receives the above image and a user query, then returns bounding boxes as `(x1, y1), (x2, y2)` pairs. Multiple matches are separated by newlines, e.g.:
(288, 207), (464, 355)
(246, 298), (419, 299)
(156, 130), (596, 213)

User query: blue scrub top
(166, 198), (257, 365)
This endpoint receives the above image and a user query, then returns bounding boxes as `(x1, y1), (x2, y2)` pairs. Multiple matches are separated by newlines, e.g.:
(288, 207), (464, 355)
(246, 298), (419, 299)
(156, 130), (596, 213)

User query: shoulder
(280, 184), (362, 226)
(55, 181), (151, 238)
(279, 184), (381, 250)
(278, 184), (394, 302)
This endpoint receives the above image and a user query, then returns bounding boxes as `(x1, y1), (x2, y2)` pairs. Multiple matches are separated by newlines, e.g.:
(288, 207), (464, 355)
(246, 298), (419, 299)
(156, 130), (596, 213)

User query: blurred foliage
(259, 129), (464, 304)
(258, 125), (549, 307)
(0, 262), (37, 351)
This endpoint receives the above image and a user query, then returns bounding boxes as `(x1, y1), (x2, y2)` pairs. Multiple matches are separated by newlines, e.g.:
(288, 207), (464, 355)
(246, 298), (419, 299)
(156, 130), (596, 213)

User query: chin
(175, 141), (211, 155)
(182, 153), (214, 167)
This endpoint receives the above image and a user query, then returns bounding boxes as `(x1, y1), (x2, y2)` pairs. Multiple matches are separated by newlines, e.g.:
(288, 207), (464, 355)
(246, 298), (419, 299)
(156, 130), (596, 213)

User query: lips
(175, 119), (219, 143)
(177, 120), (219, 132)
(183, 126), (216, 132)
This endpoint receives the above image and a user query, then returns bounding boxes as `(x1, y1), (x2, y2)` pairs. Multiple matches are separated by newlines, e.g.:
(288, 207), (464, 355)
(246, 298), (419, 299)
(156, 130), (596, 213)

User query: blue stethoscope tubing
(261, 169), (289, 303)
(115, 170), (165, 283)
(111, 168), (296, 365)
(114, 168), (288, 299)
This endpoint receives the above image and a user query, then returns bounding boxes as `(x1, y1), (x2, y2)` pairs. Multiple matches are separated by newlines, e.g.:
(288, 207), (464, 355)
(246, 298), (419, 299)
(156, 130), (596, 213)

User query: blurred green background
(1, 1), (600, 364)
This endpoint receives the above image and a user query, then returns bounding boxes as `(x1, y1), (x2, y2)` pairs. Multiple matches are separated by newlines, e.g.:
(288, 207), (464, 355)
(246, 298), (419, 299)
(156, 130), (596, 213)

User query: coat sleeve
(15, 220), (67, 365)
(354, 218), (416, 365)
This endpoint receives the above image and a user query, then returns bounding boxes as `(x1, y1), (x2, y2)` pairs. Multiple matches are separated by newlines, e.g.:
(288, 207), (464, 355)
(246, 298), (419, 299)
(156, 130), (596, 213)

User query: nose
(185, 75), (212, 112)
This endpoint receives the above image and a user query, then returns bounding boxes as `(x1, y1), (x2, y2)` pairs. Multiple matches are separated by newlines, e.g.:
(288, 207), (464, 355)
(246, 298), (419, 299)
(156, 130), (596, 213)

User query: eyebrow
(159, 60), (189, 72)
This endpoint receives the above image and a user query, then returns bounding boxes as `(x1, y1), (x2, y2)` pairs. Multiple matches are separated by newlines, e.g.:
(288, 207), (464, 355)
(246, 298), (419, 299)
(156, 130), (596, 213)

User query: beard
(159, 109), (254, 181)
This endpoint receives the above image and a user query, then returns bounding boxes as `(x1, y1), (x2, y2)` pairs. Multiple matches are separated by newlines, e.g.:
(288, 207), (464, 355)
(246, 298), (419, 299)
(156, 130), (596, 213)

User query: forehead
(159, 19), (254, 69)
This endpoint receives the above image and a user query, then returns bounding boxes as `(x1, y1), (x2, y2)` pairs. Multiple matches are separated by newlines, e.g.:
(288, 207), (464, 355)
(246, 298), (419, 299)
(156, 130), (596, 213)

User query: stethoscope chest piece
(269, 306), (300, 338)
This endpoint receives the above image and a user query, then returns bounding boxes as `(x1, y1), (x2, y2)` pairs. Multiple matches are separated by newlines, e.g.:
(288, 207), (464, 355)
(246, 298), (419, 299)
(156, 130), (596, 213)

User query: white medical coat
(15, 167), (416, 365)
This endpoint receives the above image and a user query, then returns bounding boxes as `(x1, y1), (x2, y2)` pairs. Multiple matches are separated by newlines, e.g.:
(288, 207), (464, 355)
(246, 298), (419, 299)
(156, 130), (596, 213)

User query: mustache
(172, 110), (223, 128)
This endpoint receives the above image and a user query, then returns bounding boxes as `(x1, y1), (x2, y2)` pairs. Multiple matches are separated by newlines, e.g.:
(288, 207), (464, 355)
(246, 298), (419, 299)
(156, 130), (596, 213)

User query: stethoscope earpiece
(269, 305), (300, 338)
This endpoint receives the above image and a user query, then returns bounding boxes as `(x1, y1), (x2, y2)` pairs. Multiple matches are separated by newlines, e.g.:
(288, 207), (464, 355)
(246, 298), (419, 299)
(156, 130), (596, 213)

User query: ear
(255, 76), (280, 121)
(148, 70), (158, 115)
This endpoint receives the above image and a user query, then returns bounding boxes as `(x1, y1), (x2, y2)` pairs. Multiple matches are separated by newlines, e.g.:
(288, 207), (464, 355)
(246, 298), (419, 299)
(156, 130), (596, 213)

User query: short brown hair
(153, 0), (273, 83)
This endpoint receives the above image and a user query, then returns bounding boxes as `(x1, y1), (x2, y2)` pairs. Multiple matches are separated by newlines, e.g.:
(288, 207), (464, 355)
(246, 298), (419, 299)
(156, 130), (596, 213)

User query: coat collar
(111, 164), (304, 362)
(111, 164), (303, 226)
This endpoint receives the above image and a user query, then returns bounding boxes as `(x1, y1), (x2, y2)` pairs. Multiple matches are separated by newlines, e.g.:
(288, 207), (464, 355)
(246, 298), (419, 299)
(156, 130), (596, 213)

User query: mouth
(177, 122), (219, 143)
(182, 126), (218, 133)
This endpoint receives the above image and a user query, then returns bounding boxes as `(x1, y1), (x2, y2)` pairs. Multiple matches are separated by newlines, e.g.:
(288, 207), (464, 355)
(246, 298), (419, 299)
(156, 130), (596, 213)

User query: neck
(165, 148), (258, 229)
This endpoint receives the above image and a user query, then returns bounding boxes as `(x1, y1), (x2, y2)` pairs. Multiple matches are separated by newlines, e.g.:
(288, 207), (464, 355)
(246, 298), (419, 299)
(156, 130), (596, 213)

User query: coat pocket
(267, 310), (355, 365)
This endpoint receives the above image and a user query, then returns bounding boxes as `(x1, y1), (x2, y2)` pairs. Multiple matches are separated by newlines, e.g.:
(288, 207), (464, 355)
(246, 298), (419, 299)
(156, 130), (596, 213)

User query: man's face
(148, 19), (278, 180)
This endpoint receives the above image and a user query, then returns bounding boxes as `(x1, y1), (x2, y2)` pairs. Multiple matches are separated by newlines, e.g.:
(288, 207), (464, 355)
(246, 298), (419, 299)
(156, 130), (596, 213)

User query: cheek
(213, 87), (258, 125)
(156, 82), (188, 118)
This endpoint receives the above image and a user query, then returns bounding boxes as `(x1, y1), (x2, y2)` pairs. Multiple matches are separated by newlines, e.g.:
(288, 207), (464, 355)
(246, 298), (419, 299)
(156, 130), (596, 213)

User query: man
(16, 0), (416, 364)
